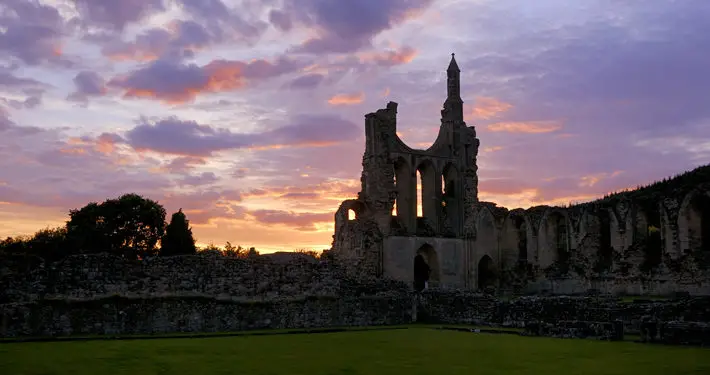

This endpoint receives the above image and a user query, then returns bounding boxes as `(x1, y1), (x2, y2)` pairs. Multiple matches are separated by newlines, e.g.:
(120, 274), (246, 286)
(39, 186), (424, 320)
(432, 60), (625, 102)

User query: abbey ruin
(332, 54), (710, 296)
(3, 55), (710, 342)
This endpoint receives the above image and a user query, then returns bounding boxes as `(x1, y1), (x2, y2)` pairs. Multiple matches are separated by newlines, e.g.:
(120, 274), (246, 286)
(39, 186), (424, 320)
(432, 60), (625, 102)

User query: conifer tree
(160, 209), (196, 256)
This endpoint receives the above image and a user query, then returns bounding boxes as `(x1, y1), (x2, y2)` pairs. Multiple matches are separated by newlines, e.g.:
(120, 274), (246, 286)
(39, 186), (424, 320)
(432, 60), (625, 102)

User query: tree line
(0, 193), (261, 261)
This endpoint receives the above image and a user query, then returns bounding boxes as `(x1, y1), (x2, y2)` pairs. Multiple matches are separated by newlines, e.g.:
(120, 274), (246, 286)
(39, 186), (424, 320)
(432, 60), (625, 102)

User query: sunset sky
(1, 0), (709, 252)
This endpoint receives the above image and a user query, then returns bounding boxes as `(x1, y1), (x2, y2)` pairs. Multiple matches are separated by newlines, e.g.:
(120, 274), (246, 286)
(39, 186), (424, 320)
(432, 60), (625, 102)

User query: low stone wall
(522, 320), (624, 341)
(524, 277), (710, 296)
(418, 293), (710, 333)
(0, 253), (348, 304)
(416, 291), (498, 324)
(658, 322), (710, 346)
(0, 294), (414, 337)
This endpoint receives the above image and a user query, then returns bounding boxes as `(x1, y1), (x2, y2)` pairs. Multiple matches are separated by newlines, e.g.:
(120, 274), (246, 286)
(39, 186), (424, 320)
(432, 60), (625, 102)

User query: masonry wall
(383, 236), (467, 289)
(1, 295), (413, 337)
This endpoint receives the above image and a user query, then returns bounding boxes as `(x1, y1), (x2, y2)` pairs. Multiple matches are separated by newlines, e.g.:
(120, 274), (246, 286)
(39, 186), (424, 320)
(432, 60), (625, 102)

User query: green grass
(1, 328), (708, 375)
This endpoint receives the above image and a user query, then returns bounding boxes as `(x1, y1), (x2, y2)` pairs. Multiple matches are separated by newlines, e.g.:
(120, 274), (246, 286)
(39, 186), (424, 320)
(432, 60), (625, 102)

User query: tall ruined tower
(333, 55), (480, 288)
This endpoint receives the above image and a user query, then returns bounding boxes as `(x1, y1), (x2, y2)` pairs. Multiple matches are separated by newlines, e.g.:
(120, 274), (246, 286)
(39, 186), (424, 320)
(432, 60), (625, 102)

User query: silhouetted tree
(223, 242), (247, 258)
(0, 236), (31, 255)
(29, 227), (69, 261)
(0, 228), (69, 261)
(160, 209), (197, 256)
(66, 193), (166, 259)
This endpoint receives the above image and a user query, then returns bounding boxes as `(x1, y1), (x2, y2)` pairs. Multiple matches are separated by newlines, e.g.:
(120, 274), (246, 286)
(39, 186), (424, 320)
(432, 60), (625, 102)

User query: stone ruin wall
(330, 57), (710, 296)
(0, 253), (412, 305)
(2, 253), (709, 343)
(472, 182), (710, 296)
(333, 112), (710, 296)
(0, 253), (413, 337)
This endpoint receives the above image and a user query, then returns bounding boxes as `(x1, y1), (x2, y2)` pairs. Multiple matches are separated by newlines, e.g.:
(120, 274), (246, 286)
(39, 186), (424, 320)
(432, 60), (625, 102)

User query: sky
(1, 0), (709, 252)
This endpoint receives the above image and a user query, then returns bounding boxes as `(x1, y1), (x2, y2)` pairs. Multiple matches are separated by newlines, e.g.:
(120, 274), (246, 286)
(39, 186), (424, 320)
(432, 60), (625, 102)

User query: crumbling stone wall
(4, 256), (710, 344)
(332, 56), (481, 288)
(0, 253), (411, 305)
(1, 295), (413, 337)
(416, 293), (710, 334)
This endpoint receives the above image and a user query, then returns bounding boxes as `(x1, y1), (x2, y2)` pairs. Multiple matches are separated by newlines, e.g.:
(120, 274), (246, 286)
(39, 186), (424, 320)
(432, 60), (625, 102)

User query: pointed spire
(442, 53), (463, 122)
(447, 53), (460, 73)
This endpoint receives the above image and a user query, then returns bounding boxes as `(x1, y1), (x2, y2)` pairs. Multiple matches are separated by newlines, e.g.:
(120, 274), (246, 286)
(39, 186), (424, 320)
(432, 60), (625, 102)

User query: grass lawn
(1, 328), (709, 375)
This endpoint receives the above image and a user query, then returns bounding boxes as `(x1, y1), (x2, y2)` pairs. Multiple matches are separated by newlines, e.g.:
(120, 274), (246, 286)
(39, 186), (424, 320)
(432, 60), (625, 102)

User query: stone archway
(413, 244), (439, 291)
(680, 190), (710, 254)
(477, 254), (497, 290)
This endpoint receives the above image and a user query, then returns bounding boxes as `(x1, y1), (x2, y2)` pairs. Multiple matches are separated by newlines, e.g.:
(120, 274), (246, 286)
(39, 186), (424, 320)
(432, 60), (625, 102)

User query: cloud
(0, 70), (48, 91)
(73, 0), (166, 31)
(328, 92), (365, 105)
(175, 0), (267, 42)
(177, 172), (219, 187)
(101, 20), (229, 62)
(357, 46), (418, 66)
(282, 0), (434, 54)
(0, 0), (67, 65)
(160, 156), (208, 174)
(109, 56), (305, 103)
(486, 121), (562, 134)
(471, 97), (513, 119)
(248, 209), (332, 231)
(287, 73), (325, 89)
(123, 115), (360, 156)
(68, 71), (107, 103)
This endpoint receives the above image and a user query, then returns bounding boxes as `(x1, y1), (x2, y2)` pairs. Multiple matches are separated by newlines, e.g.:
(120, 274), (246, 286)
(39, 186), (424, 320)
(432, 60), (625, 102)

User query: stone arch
(678, 189), (710, 255)
(634, 204), (663, 272)
(416, 158), (440, 230)
(476, 206), (498, 261)
(335, 200), (367, 228)
(415, 244), (440, 287)
(477, 254), (497, 290)
(500, 211), (531, 270)
(393, 156), (415, 232)
(442, 163), (461, 233)
(596, 208), (613, 272)
(538, 209), (569, 269)
(632, 205), (650, 245)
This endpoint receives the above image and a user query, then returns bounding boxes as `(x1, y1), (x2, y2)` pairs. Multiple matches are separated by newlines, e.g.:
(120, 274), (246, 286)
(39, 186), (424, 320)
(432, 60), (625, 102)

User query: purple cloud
(108, 56), (307, 103)
(177, 172), (219, 187)
(0, 0), (66, 65)
(73, 0), (166, 30)
(276, 0), (434, 53)
(174, 0), (266, 43)
(68, 71), (107, 103)
(123, 115), (360, 156)
(287, 73), (325, 89)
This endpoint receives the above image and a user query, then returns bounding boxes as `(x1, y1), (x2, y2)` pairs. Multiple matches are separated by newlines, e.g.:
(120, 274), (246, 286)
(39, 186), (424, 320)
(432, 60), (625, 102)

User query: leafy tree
(66, 193), (166, 259)
(0, 228), (69, 260)
(0, 236), (31, 255)
(160, 209), (197, 256)
(199, 243), (223, 255)
(223, 242), (246, 258)
(28, 227), (69, 261)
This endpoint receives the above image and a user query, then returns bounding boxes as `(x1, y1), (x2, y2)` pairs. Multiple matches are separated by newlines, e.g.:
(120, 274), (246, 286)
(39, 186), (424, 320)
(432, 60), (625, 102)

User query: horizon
(2, 0), (709, 254)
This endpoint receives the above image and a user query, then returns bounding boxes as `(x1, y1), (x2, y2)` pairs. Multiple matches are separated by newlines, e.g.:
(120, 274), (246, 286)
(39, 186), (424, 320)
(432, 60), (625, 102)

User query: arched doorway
(477, 255), (497, 290)
(687, 192), (710, 253)
(413, 244), (439, 291)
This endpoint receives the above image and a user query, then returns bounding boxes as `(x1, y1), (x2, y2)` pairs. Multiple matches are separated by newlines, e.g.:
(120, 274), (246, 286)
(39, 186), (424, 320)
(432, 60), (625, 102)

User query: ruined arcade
(332, 55), (710, 295)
